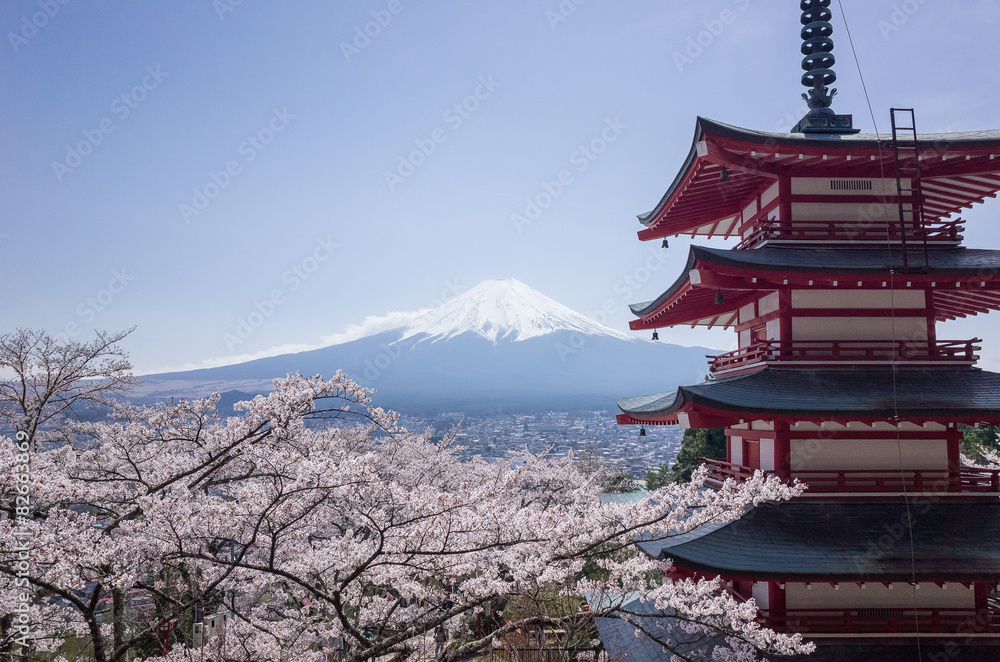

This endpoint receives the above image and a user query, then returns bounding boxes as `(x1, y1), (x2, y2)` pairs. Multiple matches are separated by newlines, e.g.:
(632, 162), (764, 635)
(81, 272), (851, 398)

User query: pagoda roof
(639, 117), (1000, 240)
(636, 501), (1000, 581)
(629, 245), (1000, 329)
(593, 596), (730, 662)
(615, 367), (1000, 426)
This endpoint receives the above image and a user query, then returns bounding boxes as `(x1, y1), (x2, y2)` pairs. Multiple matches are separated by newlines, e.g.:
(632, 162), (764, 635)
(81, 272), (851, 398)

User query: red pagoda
(610, 2), (1000, 659)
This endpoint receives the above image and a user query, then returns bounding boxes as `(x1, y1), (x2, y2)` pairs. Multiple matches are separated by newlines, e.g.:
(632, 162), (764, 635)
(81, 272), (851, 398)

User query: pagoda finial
(791, 0), (859, 134)
(799, 0), (837, 110)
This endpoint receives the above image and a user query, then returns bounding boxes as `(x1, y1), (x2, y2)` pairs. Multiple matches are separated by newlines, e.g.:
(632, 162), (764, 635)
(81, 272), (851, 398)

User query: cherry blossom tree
(0, 330), (812, 662)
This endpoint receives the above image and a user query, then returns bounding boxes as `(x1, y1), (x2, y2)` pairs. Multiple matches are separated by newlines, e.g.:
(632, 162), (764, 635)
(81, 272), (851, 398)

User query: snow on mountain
(398, 278), (635, 344)
(136, 278), (714, 413)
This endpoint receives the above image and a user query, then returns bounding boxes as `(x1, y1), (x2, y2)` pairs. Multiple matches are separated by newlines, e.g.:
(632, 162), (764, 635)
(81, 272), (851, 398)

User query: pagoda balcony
(756, 606), (1000, 636)
(699, 458), (1000, 495)
(734, 217), (965, 250)
(707, 339), (981, 376)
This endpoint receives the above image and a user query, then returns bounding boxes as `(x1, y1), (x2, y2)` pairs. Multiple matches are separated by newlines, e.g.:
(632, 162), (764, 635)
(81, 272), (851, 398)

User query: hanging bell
(715, 289), (724, 306)
(652, 330), (659, 341)
(719, 167), (729, 182)
(639, 426), (647, 437)
(661, 238), (669, 249)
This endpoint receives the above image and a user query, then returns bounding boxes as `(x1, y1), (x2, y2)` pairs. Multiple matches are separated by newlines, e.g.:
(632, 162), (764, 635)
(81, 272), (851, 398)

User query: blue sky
(4, 1), (1000, 374)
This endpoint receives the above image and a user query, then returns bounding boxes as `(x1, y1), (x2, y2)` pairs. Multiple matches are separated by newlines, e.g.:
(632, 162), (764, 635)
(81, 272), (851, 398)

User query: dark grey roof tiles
(638, 501), (1000, 580)
(616, 367), (1000, 419)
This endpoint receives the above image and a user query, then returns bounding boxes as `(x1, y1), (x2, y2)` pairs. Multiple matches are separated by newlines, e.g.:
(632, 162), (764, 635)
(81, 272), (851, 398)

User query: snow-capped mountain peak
(398, 278), (635, 344)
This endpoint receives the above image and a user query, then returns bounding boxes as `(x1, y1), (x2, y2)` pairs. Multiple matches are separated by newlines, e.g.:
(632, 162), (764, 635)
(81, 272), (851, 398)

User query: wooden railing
(698, 457), (1000, 494)
(757, 607), (1000, 634)
(735, 218), (965, 250)
(707, 339), (981, 374)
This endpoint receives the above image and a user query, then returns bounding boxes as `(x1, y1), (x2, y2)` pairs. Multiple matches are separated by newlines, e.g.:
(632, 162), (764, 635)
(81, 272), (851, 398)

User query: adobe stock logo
(511, 118), (626, 233)
(53, 269), (135, 344)
(8, 0), (70, 54)
(340, 0), (406, 63)
(52, 66), (169, 183)
(179, 107), (294, 223)
(384, 76), (501, 192)
(223, 236), (338, 352)
(672, 0), (751, 73)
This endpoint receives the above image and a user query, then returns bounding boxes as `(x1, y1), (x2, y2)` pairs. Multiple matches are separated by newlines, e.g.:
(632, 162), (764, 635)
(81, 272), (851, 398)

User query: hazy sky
(5, 1), (1000, 374)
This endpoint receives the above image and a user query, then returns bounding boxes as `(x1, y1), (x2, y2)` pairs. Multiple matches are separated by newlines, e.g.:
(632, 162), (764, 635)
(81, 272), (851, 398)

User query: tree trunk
(113, 587), (126, 661)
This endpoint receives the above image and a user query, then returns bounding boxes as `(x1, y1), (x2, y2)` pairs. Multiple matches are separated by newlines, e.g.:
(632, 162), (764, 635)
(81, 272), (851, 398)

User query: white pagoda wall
(790, 288), (929, 343)
(789, 438), (948, 471)
(785, 583), (974, 610)
(792, 317), (928, 342)
(791, 202), (911, 224)
(752, 582), (770, 610)
(791, 290), (926, 309)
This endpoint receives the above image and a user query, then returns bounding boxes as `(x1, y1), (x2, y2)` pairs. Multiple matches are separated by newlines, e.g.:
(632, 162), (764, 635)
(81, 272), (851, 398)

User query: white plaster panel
(791, 289), (925, 309)
(752, 583), (770, 610)
(791, 202), (911, 223)
(760, 182), (780, 208)
(789, 438), (948, 471)
(759, 292), (780, 315)
(785, 583), (973, 610)
(730, 437), (743, 465)
(759, 438), (775, 471)
(791, 316), (927, 341)
(765, 318), (781, 341)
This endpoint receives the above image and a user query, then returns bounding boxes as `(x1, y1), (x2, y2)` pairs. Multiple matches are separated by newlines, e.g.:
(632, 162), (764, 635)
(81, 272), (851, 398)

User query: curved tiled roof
(636, 500), (1000, 580)
(638, 117), (1000, 239)
(628, 245), (1000, 326)
(615, 367), (1000, 421)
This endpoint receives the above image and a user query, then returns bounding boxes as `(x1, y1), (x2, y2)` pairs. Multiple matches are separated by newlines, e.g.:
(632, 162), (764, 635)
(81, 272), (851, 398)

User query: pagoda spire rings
(800, 0), (838, 110)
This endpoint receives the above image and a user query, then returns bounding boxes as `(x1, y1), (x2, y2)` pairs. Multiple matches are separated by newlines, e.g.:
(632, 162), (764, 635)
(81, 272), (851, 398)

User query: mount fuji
(137, 279), (715, 413)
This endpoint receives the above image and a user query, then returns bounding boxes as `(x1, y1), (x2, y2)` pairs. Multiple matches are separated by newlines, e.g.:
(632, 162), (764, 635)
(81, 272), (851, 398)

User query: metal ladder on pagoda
(890, 108), (930, 272)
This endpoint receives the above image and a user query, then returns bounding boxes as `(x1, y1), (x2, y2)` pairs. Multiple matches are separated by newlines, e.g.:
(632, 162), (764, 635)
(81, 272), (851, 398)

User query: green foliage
(960, 424), (1000, 465)
(643, 462), (672, 491)
(575, 442), (638, 493)
(646, 428), (727, 487)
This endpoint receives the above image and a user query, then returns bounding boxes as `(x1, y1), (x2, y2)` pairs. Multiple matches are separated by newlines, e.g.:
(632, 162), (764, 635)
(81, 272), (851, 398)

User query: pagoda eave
(615, 368), (1000, 427)
(630, 246), (1000, 329)
(639, 117), (1000, 239)
(635, 501), (1000, 583)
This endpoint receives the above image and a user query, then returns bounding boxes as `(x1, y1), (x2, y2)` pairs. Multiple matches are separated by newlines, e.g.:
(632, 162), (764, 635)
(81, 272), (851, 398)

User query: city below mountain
(137, 279), (715, 414)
